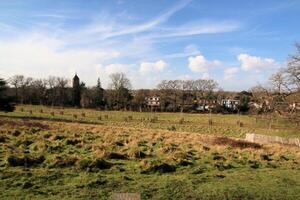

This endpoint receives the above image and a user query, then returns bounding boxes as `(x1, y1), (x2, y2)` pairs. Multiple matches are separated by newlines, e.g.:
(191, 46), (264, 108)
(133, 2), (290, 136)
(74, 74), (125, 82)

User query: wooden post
(209, 109), (212, 134)
(269, 115), (273, 130)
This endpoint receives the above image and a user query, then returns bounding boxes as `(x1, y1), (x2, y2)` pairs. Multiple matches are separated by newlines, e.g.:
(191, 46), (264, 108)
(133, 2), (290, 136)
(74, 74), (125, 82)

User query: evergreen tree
(72, 74), (81, 107)
(95, 78), (105, 107)
(0, 78), (15, 112)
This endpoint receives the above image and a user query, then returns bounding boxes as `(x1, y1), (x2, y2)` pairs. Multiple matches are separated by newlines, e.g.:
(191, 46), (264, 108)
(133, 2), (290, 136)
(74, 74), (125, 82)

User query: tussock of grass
(140, 160), (176, 174)
(6, 154), (45, 167)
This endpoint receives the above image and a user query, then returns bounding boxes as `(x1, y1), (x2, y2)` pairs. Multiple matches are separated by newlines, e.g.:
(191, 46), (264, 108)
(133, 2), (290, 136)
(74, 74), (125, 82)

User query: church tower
(72, 73), (81, 107)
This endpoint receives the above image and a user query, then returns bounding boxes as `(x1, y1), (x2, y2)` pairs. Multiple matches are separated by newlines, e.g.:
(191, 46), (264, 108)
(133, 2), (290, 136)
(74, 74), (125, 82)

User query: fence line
(245, 133), (300, 147)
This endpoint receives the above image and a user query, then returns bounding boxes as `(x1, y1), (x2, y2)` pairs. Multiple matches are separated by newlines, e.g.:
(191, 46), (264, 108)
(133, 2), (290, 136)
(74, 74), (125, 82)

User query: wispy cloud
(82, 0), (192, 40)
(147, 20), (239, 39)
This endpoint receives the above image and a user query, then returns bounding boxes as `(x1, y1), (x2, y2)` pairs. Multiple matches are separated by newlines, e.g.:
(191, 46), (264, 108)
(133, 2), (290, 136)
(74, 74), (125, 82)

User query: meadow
(0, 105), (300, 199)
(1, 105), (299, 139)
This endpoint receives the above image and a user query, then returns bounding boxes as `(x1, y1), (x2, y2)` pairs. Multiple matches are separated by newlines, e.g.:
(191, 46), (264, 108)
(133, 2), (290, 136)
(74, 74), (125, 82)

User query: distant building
(196, 98), (218, 111)
(72, 73), (81, 107)
(145, 96), (160, 107)
(221, 99), (240, 110)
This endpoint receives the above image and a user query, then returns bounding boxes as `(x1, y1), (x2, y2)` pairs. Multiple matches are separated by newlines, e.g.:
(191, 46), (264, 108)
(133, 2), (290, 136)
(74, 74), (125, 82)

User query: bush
(0, 78), (15, 112)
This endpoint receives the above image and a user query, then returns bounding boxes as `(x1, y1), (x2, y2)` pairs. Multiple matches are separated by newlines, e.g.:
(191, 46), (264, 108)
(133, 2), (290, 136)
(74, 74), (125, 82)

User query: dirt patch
(0, 118), (49, 129)
(212, 137), (262, 149)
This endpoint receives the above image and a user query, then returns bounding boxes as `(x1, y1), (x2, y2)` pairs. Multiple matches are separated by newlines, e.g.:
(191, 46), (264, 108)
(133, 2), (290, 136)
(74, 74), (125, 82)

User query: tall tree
(0, 78), (15, 112)
(108, 73), (132, 110)
(8, 75), (24, 103)
(95, 78), (105, 108)
(72, 74), (81, 107)
(286, 43), (300, 91)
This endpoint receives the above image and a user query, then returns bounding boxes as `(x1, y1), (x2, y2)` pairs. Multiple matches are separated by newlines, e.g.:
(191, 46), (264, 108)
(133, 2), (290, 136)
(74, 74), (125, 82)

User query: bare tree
(30, 79), (48, 104)
(269, 70), (287, 94)
(8, 75), (24, 102)
(286, 43), (300, 91)
(108, 73), (132, 110)
(56, 77), (69, 106)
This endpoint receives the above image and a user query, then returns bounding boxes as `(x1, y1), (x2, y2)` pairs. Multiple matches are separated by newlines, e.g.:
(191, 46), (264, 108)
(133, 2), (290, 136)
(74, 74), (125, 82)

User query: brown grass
(212, 137), (262, 149)
(0, 118), (49, 129)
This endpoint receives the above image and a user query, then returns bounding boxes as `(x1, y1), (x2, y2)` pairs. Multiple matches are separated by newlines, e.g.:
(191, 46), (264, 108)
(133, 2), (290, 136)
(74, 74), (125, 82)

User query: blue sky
(0, 0), (299, 90)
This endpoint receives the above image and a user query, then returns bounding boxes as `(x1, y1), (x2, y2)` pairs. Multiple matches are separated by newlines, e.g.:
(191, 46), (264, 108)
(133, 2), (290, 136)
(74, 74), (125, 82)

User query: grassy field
(0, 105), (300, 199)
(1, 105), (299, 139)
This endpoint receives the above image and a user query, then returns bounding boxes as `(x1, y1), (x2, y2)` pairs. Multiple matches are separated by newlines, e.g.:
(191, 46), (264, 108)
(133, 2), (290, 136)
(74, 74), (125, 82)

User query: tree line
(0, 44), (299, 115)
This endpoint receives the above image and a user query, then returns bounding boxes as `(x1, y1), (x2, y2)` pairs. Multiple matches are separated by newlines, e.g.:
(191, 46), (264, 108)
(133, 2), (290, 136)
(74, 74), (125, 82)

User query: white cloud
(224, 67), (239, 80)
(104, 63), (133, 75)
(0, 34), (120, 81)
(188, 54), (221, 73)
(139, 60), (168, 74)
(237, 54), (279, 71)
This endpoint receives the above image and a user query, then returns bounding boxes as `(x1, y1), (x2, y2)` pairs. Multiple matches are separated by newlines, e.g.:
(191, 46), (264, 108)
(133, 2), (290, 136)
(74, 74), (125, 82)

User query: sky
(0, 0), (299, 91)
